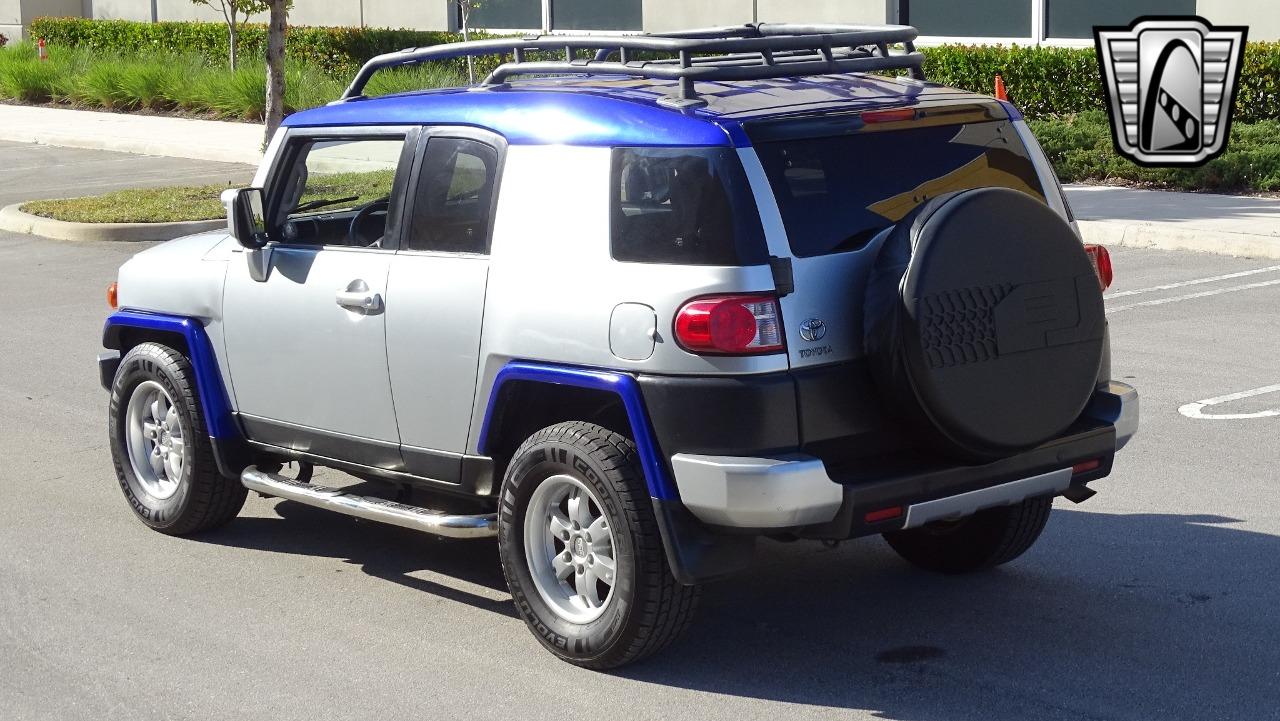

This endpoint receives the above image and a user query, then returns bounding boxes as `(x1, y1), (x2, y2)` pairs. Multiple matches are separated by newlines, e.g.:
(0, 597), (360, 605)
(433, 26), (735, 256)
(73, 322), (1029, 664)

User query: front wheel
(108, 342), (246, 535)
(883, 496), (1053, 574)
(498, 422), (699, 669)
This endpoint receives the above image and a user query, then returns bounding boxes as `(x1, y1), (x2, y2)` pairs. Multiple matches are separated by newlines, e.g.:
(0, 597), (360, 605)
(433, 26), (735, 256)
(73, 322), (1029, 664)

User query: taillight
(1084, 244), (1113, 291)
(674, 294), (784, 355)
(107, 282), (118, 309)
(861, 108), (916, 124)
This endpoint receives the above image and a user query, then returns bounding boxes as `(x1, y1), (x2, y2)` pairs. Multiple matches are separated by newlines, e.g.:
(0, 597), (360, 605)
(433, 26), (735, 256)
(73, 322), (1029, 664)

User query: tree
(191, 0), (267, 70)
(263, 0), (289, 145)
(457, 0), (482, 84)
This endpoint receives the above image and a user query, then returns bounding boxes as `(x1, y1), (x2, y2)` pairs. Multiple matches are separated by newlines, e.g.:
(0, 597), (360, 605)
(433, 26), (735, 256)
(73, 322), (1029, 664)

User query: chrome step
(241, 466), (497, 539)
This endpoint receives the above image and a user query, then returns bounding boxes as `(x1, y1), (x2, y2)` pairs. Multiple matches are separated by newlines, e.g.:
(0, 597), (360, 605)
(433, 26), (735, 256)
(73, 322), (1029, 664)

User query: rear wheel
(883, 496), (1053, 574)
(498, 421), (699, 669)
(108, 342), (246, 535)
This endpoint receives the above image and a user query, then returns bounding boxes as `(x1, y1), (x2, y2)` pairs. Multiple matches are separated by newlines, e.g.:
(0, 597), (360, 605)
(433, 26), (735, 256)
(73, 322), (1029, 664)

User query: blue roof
(283, 74), (989, 147)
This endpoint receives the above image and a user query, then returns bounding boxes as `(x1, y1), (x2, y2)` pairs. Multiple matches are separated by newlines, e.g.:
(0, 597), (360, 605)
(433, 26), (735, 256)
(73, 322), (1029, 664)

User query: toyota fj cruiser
(99, 24), (1138, 669)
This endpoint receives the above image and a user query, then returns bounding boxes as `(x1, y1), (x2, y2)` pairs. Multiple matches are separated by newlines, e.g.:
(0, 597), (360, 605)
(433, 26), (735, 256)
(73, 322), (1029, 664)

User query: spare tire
(863, 187), (1105, 461)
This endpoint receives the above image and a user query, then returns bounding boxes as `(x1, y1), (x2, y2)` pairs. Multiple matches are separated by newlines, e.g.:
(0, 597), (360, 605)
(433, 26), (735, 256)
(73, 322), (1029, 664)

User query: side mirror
(222, 187), (268, 249)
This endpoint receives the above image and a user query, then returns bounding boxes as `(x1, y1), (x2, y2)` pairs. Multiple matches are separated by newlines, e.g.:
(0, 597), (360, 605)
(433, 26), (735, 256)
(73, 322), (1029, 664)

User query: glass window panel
(553, 0), (642, 31)
(1046, 0), (1195, 39)
(910, 0), (1031, 38)
(469, 0), (541, 30)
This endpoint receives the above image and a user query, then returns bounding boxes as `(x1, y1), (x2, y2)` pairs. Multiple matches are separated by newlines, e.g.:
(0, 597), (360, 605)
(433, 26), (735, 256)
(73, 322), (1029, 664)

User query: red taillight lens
(1072, 459), (1102, 474)
(861, 108), (916, 124)
(1084, 244), (1113, 291)
(674, 294), (784, 355)
(864, 506), (904, 523)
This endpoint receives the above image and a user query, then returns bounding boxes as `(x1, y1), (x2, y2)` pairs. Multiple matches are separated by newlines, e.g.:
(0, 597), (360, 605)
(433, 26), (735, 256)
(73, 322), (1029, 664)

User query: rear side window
(407, 137), (498, 254)
(611, 147), (767, 266)
(753, 120), (1046, 257)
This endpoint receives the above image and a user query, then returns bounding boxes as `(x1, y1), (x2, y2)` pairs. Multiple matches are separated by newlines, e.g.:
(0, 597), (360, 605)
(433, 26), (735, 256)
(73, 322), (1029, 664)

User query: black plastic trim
(636, 371), (800, 458)
(239, 414), (405, 471)
(652, 497), (756, 585)
(97, 350), (121, 391)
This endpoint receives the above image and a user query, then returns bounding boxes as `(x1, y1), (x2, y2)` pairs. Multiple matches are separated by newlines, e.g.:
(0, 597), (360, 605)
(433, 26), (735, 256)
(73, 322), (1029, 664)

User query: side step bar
(241, 467), (497, 539)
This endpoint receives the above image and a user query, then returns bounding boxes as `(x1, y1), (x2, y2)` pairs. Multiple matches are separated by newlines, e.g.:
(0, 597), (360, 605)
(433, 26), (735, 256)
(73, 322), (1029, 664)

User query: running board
(241, 466), (497, 539)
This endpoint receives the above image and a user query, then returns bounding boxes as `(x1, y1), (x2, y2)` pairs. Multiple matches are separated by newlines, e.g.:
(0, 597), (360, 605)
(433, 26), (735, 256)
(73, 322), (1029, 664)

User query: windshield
(752, 119), (1046, 257)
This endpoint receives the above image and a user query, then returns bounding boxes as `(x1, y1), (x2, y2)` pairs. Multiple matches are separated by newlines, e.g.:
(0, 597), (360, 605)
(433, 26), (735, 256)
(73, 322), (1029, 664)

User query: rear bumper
(670, 382), (1137, 532)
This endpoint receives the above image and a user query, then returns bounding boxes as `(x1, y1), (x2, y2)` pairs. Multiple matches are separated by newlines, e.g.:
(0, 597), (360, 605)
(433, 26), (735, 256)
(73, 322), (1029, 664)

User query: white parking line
(1179, 384), (1280, 420)
(1109, 265), (1280, 298)
(1106, 278), (1280, 314)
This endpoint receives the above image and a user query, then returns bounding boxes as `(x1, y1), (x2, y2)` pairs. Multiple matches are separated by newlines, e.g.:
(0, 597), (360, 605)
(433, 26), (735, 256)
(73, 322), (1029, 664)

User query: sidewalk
(0, 105), (263, 166)
(1066, 185), (1280, 259)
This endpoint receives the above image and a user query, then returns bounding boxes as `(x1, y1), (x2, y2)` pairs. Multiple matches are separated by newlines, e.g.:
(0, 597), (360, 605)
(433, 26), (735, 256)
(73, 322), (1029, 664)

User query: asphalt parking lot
(1, 141), (1278, 721)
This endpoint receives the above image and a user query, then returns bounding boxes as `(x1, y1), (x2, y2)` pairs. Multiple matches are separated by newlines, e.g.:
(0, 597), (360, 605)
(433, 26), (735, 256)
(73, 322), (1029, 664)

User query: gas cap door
(609, 303), (657, 361)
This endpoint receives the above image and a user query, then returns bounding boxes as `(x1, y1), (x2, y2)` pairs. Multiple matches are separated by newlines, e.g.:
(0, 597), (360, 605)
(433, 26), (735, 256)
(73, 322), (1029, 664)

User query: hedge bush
(922, 42), (1280, 123)
(27, 17), (487, 78)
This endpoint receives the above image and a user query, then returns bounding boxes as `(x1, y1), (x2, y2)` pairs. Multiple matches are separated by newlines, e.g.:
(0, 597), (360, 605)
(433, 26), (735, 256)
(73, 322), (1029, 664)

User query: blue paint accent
(1000, 100), (1024, 121)
(284, 75), (986, 148)
(103, 310), (240, 440)
(477, 361), (677, 500)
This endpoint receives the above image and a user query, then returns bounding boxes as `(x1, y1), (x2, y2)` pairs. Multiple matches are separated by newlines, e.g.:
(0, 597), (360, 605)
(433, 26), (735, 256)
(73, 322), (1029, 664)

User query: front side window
(272, 136), (407, 247)
(406, 137), (499, 254)
(610, 147), (767, 266)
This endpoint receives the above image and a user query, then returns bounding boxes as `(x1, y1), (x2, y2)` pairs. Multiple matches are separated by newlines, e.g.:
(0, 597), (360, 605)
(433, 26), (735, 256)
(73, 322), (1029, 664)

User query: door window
(406, 137), (499, 254)
(272, 135), (408, 248)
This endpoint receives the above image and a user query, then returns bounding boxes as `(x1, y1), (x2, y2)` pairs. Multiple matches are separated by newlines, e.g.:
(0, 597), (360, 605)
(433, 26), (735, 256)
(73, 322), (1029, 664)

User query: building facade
(3, 0), (1277, 45)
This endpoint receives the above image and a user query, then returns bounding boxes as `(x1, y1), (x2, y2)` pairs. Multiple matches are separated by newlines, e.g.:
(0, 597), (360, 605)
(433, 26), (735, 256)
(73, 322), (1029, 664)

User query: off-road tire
(883, 496), (1053, 574)
(498, 421), (700, 669)
(108, 342), (246, 535)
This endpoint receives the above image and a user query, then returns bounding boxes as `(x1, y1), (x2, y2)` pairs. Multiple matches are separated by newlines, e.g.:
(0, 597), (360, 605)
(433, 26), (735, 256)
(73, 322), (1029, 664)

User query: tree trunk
(264, 0), (288, 146)
(228, 23), (238, 70)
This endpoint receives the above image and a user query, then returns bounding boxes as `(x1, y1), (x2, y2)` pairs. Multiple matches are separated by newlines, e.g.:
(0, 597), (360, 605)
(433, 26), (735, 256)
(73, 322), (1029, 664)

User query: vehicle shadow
(197, 497), (516, 620)
(622, 509), (1280, 720)
(197, 500), (1280, 719)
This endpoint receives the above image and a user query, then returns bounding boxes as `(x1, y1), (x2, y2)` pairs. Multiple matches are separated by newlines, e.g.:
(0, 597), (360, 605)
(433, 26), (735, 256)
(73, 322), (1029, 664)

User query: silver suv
(99, 24), (1138, 669)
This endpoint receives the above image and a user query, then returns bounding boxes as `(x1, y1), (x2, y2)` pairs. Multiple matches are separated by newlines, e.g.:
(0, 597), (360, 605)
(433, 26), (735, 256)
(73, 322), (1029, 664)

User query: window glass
(752, 120), (1046, 257)
(910, 0), (1031, 38)
(469, 0), (541, 29)
(407, 137), (499, 254)
(553, 0), (641, 31)
(610, 147), (767, 266)
(274, 136), (406, 247)
(1045, 0), (1195, 39)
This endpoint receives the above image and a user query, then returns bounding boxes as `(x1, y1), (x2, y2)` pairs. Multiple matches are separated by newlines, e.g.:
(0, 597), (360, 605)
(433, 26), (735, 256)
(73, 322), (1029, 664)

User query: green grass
(0, 41), (462, 120)
(1030, 110), (1280, 193)
(21, 184), (230, 223)
(21, 168), (398, 223)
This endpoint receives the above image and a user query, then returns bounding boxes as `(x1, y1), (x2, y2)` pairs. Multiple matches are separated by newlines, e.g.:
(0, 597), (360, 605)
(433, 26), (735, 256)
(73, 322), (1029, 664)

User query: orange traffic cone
(994, 73), (1008, 101)
(37, 37), (47, 61)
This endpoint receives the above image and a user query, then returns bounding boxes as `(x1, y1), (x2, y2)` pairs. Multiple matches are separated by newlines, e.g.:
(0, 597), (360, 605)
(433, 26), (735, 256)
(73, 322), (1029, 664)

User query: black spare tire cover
(863, 187), (1105, 460)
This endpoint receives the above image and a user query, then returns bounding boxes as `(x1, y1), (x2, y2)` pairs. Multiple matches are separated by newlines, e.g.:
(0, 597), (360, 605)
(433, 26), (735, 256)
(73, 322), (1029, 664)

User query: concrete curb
(1078, 220), (1280, 260)
(0, 204), (225, 242)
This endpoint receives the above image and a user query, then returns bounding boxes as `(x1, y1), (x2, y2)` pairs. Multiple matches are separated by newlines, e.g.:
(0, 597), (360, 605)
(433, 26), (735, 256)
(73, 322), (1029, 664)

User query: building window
(1044, 0), (1195, 39)
(910, 0), (1032, 39)
(469, 0), (542, 30)
(553, 0), (642, 31)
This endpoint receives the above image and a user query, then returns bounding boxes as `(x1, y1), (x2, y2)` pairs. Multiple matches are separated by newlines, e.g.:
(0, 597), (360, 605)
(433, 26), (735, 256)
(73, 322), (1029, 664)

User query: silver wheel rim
(524, 474), (618, 624)
(124, 380), (186, 501)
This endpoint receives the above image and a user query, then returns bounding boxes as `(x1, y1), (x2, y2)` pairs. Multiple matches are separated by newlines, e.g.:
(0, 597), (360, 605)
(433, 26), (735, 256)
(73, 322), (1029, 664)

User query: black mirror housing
(222, 188), (269, 249)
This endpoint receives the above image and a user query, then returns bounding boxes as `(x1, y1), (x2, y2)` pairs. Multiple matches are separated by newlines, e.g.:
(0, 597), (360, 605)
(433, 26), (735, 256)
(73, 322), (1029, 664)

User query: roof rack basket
(340, 23), (925, 108)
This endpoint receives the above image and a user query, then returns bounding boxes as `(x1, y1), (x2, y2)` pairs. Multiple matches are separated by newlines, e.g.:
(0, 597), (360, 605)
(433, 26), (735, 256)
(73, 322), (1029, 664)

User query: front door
(223, 129), (416, 469)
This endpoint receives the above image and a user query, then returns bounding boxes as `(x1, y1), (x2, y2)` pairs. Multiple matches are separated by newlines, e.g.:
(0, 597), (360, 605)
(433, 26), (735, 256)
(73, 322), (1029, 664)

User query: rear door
(223, 128), (417, 468)
(385, 128), (502, 482)
(742, 103), (1050, 371)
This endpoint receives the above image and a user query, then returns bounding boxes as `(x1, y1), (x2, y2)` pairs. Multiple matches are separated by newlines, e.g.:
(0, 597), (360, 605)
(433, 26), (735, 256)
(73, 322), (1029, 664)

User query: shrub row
(1030, 110), (1280, 192)
(921, 42), (1279, 123)
(0, 41), (461, 119)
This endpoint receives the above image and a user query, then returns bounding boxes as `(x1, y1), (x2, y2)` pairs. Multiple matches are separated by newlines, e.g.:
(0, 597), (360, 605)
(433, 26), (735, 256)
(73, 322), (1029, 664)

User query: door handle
(337, 286), (381, 311)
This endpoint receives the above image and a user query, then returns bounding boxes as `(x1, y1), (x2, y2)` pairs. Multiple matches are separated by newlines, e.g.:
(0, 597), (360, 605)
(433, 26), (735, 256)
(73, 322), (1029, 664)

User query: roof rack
(340, 23), (925, 108)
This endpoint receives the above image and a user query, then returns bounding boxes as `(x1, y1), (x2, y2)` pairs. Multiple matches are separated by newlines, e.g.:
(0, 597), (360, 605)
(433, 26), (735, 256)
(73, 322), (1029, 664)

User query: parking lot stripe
(1109, 265), (1280, 298)
(1106, 278), (1280, 313)
(1179, 383), (1280, 420)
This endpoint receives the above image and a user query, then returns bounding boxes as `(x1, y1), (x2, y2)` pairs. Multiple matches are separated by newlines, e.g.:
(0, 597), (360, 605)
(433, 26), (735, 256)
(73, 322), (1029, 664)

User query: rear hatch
(742, 101), (1051, 371)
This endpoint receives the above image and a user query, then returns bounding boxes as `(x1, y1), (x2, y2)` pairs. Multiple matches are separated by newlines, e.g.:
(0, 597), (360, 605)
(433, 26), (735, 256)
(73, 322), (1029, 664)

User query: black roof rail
(339, 23), (925, 108)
